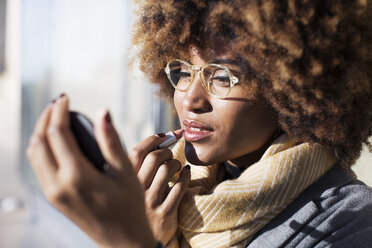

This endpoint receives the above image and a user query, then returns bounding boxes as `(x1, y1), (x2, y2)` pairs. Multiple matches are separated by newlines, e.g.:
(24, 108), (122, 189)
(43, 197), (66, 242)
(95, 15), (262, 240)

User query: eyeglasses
(164, 59), (239, 99)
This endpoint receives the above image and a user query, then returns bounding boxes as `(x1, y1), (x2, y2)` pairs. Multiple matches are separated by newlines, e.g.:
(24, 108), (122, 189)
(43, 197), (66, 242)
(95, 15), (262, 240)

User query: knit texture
(168, 134), (336, 248)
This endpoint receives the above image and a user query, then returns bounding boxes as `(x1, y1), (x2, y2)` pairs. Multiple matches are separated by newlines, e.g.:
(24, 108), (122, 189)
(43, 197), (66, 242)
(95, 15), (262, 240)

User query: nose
(181, 72), (212, 113)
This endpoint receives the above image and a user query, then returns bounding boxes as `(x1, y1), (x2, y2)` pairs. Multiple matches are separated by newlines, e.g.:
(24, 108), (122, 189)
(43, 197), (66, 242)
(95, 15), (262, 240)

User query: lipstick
(155, 129), (184, 150)
(183, 120), (213, 142)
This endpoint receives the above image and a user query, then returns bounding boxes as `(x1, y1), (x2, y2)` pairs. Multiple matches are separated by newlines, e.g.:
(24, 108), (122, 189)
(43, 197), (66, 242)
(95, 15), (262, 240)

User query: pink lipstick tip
(173, 129), (184, 139)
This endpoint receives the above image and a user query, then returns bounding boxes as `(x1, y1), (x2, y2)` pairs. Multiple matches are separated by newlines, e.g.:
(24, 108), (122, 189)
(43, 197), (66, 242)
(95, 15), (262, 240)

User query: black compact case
(69, 111), (106, 172)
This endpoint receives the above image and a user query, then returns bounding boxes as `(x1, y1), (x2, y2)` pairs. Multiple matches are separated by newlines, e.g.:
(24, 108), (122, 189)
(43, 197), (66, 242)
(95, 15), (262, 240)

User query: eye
(179, 71), (191, 78)
(178, 64), (191, 78)
(204, 67), (230, 87)
(170, 69), (190, 78)
(210, 76), (230, 87)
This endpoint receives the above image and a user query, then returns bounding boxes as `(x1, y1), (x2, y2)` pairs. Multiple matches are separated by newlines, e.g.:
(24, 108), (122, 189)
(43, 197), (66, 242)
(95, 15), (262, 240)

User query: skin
(27, 51), (279, 247)
(174, 50), (279, 168)
(27, 95), (190, 247)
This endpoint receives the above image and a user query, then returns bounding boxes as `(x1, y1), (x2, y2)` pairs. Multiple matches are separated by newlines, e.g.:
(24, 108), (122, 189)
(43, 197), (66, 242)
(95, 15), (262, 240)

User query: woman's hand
(27, 94), (157, 248)
(129, 134), (191, 246)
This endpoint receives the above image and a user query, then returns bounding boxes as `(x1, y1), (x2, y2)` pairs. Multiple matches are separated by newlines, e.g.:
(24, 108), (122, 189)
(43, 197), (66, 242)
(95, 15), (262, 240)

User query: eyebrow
(208, 59), (239, 65)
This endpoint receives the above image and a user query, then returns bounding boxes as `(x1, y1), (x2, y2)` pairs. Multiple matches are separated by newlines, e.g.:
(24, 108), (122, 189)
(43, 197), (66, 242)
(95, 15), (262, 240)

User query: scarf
(168, 134), (335, 248)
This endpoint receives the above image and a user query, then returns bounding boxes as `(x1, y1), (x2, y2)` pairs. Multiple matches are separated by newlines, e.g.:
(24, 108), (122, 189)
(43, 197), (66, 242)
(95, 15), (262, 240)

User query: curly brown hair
(131, 0), (372, 167)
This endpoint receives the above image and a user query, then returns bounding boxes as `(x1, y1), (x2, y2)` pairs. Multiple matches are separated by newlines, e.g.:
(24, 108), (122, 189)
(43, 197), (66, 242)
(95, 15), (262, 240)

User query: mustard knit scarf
(168, 134), (336, 248)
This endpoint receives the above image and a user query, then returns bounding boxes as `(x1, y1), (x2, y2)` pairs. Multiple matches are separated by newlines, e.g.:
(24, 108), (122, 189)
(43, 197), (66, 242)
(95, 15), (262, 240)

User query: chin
(185, 156), (210, 166)
(184, 141), (218, 165)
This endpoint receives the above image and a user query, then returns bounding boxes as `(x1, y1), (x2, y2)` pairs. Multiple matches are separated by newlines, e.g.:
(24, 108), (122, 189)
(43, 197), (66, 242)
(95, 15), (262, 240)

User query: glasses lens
(202, 65), (231, 97)
(167, 60), (191, 90)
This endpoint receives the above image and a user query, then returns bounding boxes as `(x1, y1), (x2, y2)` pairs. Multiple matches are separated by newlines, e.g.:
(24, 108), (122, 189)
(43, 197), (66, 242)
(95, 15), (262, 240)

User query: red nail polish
(50, 93), (66, 104)
(104, 111), (111, 124)
(156, 133), (166, 138)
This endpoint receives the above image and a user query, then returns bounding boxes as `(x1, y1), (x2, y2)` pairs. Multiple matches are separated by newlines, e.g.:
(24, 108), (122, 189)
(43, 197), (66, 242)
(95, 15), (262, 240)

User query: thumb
(94, 108), (132, 176)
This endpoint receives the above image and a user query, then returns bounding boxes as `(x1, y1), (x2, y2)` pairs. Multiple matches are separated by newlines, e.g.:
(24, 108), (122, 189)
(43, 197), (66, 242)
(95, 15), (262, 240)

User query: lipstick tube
(155, 130), (183, 150)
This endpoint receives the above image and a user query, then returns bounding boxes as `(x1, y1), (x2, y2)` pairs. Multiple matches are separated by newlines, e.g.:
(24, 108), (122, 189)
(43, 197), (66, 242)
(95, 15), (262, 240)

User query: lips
(183, 120), (213, 142)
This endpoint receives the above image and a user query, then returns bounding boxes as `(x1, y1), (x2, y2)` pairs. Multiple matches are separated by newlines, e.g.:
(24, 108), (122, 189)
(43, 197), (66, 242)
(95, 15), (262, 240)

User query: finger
(93, 108), (132, 175)
(162, 165), (191, 214)
(47, 95), (91, 172)
(33, 104), (53, 140)
(27, 104), (58, 183)
(146, 159), (182, 205)
(27, 138), (58, 188)
(137, 149), (173, 189)
(129, 134), (167, 173)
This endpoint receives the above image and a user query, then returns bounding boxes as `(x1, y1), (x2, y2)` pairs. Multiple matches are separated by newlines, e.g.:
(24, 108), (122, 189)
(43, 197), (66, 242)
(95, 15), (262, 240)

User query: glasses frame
(164, 59), (239, 99)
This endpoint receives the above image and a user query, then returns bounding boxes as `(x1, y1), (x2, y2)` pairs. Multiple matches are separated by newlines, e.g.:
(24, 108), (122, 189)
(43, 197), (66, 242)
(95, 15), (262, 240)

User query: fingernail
(50, 93), (66, 104)
(104, 111), (111, 124)
(185, 165), (191, 170)
(156, 133), (166, 138)
(56, 93), (66, 101)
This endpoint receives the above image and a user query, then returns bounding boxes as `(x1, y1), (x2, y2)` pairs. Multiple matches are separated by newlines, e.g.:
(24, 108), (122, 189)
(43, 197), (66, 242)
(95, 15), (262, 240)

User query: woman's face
(173, 51), (278, 167)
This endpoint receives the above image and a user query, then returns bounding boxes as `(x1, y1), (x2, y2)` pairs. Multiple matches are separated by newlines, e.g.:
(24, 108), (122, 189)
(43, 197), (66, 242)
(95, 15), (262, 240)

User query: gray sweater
(247, 164), (372, 248)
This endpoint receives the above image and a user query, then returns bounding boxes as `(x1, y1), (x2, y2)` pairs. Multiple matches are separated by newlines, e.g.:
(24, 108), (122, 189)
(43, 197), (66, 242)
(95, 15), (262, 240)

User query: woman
(27, 0), (372, 247)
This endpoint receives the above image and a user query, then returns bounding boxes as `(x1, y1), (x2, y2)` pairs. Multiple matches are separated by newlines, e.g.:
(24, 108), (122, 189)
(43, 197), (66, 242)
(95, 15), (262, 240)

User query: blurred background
(0, 0), (371, 247)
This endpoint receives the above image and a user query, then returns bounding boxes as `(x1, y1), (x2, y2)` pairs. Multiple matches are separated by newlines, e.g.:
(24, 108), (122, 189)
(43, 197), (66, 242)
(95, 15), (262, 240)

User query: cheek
(206, 101), (277, 163)
(224, 105), (278, 156)
(173, 91), (278, 164)
(173, 92), (183, 124)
